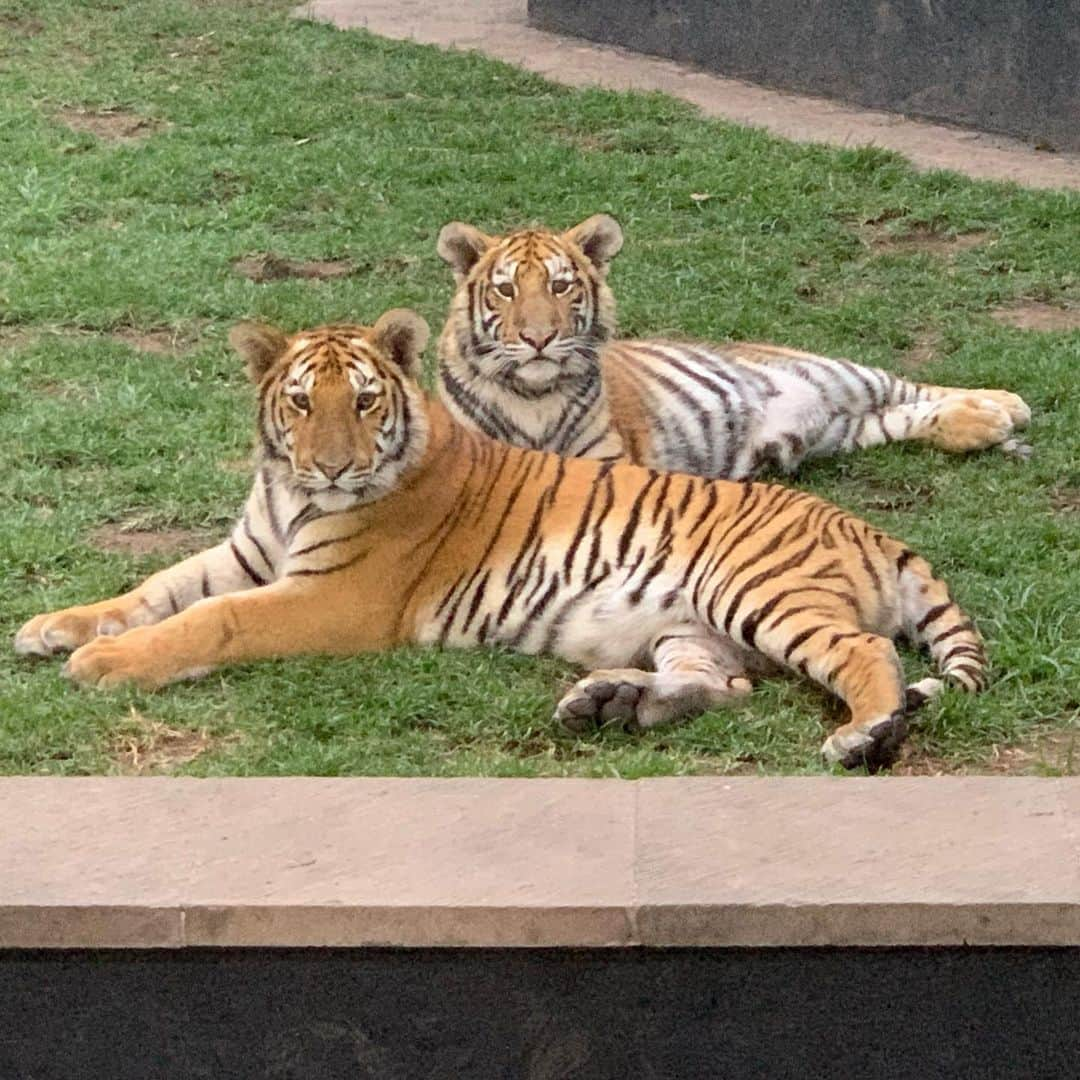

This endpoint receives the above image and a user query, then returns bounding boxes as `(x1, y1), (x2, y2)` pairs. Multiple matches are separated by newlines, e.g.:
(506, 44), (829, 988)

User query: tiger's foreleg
(555, 627), (752, 734)
(15, 481), (284, 658)
(62, 578), (390, 689)
(15, 541), (274, 659)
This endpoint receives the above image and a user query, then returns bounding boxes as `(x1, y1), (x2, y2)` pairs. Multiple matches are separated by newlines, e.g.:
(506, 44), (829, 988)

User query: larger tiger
(437, 214), (1031, 476)
(16, 312), (988, 769)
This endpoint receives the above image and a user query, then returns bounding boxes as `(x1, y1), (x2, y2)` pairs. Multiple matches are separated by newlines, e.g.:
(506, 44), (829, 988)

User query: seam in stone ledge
(1054, 778), (1080, 882)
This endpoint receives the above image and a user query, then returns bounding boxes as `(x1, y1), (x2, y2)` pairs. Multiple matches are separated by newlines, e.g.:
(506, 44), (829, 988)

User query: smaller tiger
(16, 313), (989, 769)
(437, 214), (1032, 478)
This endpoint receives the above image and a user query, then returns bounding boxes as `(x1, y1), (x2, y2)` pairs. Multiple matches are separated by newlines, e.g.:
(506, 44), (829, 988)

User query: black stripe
(243, 515), (273, 572)
(916, 602), (953, 632)
(616, 472), (660, 566)
(784, 625), (827, 661)
(287, 548), (369, 578)
(230, 540), (268, 587)
(723, 538), (819, 638)
(262, 471), (283, 543)
(932, 622), (975, 646)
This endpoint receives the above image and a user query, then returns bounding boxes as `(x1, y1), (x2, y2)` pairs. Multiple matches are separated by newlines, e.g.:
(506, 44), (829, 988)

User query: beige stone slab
(296, 0), (1080, 191)
(636, 778), (1080, 946)
(0, 778), (635, 947)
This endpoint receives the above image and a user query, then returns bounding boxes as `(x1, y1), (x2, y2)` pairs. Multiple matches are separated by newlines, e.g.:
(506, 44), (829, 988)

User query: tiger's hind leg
(749, 607), (909, 770)
(804, 631), (908, 770)
(555, 628), (752, 734)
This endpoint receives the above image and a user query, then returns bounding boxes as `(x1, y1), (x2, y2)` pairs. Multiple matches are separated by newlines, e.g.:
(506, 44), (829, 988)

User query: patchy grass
(1, 0), (1078, 777)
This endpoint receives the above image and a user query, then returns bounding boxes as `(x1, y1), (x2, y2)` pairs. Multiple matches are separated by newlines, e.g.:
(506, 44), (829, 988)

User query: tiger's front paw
(15, 605), (132, 658)
(63, 629), (176, 690)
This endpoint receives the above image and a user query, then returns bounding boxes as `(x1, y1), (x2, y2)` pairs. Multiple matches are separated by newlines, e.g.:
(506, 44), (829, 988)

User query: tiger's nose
(313, 459), (350, 480)
(519, 328), (556, 354)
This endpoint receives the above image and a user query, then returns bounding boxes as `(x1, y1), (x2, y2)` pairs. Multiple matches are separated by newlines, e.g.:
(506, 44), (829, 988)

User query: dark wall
(3, 947), (1080, 1078)
(528, 0), (1080, 152)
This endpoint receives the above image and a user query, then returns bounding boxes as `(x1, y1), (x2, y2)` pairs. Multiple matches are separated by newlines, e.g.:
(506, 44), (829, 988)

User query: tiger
(15, 312), (989, 770)
(436, 214), (1032, 477)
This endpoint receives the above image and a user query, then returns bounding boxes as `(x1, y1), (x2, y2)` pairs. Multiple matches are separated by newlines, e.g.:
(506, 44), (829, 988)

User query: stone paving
(297, 0), (1080, 191)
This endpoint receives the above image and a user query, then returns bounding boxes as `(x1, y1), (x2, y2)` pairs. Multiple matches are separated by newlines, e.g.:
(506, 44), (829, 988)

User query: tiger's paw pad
(556, 676), (648, 734)
(821, 710), (909, 771)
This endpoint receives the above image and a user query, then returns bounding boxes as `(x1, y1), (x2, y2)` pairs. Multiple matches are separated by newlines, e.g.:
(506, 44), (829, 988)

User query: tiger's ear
(229, 321), (289, 383)
(563, 214), (624, 273)
(437, 222), (494, 280)
(372, 308), (430, 378)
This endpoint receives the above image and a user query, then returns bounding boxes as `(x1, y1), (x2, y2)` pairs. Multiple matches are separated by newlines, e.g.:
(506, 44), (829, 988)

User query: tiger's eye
(495, 281), (515, 299)
(289, 391), (311, 412)
(356, 392), (377, 413)
(550, 278), (572, 296)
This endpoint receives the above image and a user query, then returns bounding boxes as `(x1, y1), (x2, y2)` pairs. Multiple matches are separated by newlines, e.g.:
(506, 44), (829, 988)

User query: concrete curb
(3, 777), (1078, 948)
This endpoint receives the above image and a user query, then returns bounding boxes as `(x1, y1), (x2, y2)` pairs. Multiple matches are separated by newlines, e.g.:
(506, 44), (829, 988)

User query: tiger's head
(437, 214), (623, 393)
(229, 310), (430, 511)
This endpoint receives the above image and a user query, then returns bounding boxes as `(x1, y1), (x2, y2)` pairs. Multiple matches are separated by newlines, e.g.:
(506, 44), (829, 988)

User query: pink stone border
(3, 778), (1078, 948)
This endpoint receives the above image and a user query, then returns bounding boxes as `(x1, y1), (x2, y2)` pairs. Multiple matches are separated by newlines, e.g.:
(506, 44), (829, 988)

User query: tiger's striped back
(437, 217), (1031, 478)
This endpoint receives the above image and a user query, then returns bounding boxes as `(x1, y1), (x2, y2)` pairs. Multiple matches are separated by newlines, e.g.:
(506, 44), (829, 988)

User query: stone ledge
(1, 778), (1077, 948)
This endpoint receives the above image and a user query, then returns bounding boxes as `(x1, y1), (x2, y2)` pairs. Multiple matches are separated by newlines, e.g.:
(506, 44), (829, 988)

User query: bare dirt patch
(2, 324), (199, 357)
(899, 329), (942, 371)
(56, 107), (169, 143)
(894, 728), (1080, 776)
(990, 301), (1080, 332)
(110, 710), (235, 774)
(0, 327), (39, 352)
(864, 222), (992, 256)
(1, 13), (45, 36)
(1051, 488), (1080, 514)
(90, 525), (214, 557)
(232, 252), (356, 283)
(218, 454), (254, 475)
(833, 481), (934, 514)
(107, 326), (195, 356)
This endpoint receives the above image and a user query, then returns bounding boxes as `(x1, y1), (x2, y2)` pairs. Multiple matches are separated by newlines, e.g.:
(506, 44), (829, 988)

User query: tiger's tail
(896, 549), (989, 709)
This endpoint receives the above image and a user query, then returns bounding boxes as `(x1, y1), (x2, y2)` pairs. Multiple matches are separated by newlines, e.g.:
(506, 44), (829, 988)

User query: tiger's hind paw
(928, 396), (1013, 453)
(556, 673), (649, 734)
(974, 389), (1031, 429)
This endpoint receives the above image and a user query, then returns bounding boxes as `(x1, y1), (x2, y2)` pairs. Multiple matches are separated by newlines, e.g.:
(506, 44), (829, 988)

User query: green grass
(1, 0), (1078, 777)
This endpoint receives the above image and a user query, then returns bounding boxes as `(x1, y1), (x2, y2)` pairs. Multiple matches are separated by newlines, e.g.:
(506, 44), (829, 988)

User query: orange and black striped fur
(16, 314), (988, 768)
(437, 215), (1031, 477)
